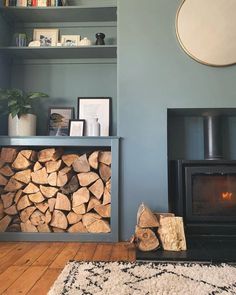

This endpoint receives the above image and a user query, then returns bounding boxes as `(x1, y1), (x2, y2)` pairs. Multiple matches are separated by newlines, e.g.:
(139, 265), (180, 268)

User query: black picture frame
(68, 119), (85, 136)
(77, 97), (112, 136)
(48, 107), (74, 136)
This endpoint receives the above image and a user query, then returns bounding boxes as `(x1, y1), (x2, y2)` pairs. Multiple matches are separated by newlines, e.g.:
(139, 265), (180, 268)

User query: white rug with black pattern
(48, 261), (236, 295)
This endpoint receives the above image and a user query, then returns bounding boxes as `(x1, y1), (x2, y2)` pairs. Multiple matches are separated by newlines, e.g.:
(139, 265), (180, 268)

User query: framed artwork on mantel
(77, 97), (111, 136)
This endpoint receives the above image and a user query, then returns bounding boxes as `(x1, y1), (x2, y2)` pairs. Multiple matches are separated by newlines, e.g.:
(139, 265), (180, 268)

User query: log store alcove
(0, 136), (119, 242)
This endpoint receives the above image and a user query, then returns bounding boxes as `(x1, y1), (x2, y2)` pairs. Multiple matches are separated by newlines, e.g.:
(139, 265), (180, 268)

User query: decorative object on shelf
(56, 42), (62, 47)
(8, 113), (36, 136)
(176, 0), (236, 66)
(61, 35), (80, 47)
(95, 33), (105, 45)
(87, 118), (100, 137)
(0, 88), (48, 136)
(79, 37), (92, 46)
(28, 40), (40, 47)
(16, 0), (27, 6)
(14, 33), (27, 47)
(78, 97), (111, 136)
(37, 0), (48, 6)
(48, 107), (74, 136)
(33, 29), (59, 47)
(68, 119), (85, 136)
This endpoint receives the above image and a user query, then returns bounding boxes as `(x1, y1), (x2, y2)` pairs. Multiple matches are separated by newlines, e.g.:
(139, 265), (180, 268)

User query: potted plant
(0, 88), (48, 136)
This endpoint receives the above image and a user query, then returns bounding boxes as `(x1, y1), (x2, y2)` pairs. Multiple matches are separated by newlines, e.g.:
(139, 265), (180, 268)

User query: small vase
(95, 33), (105, 45)
(8, 113), (36, 136)
(87, 118), (100, 136)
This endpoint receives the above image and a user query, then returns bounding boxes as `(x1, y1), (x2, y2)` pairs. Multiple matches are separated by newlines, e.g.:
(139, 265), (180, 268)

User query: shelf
(0, 5), (117, 23)
(0, 45), (117, 59)
(0, 136), (120, 147)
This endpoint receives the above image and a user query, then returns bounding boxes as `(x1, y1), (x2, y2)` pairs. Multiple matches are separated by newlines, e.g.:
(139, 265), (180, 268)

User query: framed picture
(69, 119), (85, 136)
(78, 97), (111, 136)
(48, 107), (74, 136)
(33, 29), (59, 47)
(61, 35), (80, 47)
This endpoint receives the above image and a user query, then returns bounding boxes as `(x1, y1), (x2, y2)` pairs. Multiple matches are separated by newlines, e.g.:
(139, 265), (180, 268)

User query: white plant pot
(8, 114), (36, 136)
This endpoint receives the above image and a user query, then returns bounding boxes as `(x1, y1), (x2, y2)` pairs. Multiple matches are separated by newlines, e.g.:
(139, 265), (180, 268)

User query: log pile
(0, 148), (112, 233)
(133, 203), (187, 251)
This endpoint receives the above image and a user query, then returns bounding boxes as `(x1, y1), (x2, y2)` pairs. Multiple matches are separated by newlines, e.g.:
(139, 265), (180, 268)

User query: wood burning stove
(169, 160), (236, 236)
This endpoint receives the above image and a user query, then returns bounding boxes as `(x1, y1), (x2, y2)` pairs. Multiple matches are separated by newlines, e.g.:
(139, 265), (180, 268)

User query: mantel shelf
(0, 45), (117, 59)
(0, 5), (117, 23)
(0, 136), (120, 147)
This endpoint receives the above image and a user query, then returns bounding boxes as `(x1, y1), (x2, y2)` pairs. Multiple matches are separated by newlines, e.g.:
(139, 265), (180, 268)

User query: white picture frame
(78, 97), (111, 136)
(69, 120), (85, 136)
(33, 29), (59, 47)
(61, 35), (81, 47)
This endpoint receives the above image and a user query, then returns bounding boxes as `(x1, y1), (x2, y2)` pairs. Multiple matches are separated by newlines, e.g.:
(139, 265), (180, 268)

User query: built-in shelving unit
(0, 2), (119, 241)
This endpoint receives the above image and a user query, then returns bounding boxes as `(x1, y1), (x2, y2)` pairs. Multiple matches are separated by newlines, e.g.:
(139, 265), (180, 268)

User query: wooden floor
(0, 242), (135, 295)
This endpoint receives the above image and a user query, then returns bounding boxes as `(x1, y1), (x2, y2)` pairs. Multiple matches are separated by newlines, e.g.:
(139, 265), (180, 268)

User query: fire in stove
(221, 192), (233, 201)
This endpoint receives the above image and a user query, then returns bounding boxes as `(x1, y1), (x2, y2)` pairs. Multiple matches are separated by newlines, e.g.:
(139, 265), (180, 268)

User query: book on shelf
(16, 0), (27, 6)
(4, 0), (68, 6)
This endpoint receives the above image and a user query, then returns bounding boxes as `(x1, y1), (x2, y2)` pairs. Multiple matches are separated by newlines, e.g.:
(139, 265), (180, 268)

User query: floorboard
(0, 242), (135, 295)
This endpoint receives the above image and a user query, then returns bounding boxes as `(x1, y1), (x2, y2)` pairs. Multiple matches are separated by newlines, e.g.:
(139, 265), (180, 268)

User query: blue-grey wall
(11, 61), (117, 135)
(118, 0), (236, 240)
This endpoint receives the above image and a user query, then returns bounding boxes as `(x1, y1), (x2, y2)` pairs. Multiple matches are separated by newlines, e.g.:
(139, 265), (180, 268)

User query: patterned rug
(48, 261), (236, 295)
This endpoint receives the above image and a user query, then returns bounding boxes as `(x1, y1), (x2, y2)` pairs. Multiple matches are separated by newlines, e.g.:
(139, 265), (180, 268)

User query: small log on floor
(137, 203), (159, 228)
(157, 216), (187, 251)
(135, 226), (160, 251)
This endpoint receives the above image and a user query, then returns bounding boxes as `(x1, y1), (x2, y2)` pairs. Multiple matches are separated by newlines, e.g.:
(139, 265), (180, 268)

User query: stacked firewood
(133, 203), (187, 251)
(0, 147), (112, 233)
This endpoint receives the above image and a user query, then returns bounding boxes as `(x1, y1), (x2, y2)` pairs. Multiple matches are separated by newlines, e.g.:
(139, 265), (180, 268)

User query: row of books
(4, 0), (67, 6)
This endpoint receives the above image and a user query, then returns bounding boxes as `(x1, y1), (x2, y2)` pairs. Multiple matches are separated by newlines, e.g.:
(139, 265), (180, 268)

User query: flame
(221, 192), (233, 201)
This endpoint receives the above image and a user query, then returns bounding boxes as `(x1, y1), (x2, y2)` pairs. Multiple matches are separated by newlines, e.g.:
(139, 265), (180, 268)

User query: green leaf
(8, 99), (17, 106)
(27, 92), (49, 100)
(0, 88), (48, 117)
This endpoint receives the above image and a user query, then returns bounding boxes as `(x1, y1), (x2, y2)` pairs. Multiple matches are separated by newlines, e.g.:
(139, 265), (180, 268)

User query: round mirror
(176, 0), (236, 66)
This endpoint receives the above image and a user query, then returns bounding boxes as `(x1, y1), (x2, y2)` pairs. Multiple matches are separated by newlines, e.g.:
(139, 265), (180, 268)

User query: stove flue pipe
(203, 114), (223, 160)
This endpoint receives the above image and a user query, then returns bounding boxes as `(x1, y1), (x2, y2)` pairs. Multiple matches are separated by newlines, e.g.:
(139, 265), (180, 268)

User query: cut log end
(135, 226), (160, 252)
